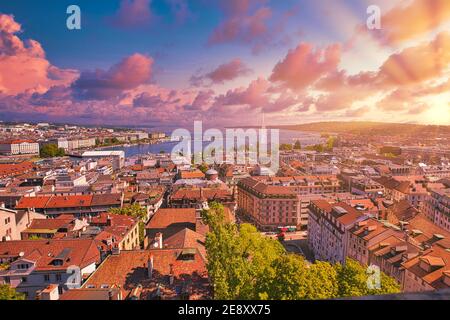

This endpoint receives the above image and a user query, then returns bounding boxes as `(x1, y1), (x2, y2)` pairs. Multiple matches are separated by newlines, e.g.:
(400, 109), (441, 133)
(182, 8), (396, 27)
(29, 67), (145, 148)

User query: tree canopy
(0, 285), (25, 300)
(203, 202), (401, 300)
(40, 144), (65, 158)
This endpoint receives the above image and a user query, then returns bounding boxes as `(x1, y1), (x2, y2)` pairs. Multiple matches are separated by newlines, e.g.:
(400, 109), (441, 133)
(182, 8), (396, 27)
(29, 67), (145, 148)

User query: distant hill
(279, 121), (450, 136)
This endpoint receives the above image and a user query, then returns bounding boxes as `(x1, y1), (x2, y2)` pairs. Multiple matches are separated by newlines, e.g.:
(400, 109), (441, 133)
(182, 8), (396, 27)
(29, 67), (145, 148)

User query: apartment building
(307, 200), (367, 264)
(350, 176), (385, 197)
(237, 176), (346, 230)
(0, 140), (40, 155)
(402, 245), (450, 292)
(0, 205), (45, 241)
(237, 177), (301, 231)
(347, 218), (402, 266)
(0, 239), (100, 299)
(15, 193), (123, 217)
(423, 188), (450, 232)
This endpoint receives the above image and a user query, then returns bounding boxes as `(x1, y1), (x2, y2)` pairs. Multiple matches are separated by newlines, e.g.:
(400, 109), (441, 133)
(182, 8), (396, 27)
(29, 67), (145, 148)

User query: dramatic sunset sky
(0, 0), (449, 128)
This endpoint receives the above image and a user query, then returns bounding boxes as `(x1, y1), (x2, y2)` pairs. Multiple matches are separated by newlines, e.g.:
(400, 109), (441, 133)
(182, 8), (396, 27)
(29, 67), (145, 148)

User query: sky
(0, 0), (449, 128)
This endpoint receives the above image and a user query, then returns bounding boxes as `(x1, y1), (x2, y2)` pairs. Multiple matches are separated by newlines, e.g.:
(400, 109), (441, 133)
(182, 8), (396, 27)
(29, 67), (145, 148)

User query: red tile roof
(46, 195), (93, 208)
(146, 208), (197, 229)
(16, 196), (52, 209)
(83, 249), (209, 299)
(0, 239), (100, 271)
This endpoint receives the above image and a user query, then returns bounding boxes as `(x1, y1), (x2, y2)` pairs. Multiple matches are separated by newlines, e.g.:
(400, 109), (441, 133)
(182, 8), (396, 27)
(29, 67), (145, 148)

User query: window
(21, 277), (27, 283)
(56, 274), (62, 281)
(44, 274), (50, 282)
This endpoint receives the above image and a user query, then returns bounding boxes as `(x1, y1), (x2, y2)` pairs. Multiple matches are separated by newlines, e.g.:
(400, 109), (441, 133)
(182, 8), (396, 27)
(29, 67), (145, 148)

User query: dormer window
(52, 259), (64, 266)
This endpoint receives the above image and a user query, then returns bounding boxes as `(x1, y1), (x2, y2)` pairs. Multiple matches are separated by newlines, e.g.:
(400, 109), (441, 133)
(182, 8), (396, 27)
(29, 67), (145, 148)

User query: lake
(107, 129), (323, 158)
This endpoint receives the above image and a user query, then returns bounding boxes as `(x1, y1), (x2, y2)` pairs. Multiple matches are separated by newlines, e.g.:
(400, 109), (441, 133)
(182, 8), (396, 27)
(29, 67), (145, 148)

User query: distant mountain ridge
(278, 121), (450, 136)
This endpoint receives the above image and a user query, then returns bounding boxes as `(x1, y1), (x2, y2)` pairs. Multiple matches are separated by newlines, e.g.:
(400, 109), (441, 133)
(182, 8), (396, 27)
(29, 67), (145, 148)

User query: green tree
(198, 163), (209, 173)
(293, 140), (301, 150)
(0, 285), (25, 300)
(202, 203), (284, 299)
(335, 259), (400, 297)
(325, 136), (337, 151)
(202, 203), (401, 300)
(306, 144), (324, 152)
(40, 144), (65, 158)
(280, 144), (293, 151)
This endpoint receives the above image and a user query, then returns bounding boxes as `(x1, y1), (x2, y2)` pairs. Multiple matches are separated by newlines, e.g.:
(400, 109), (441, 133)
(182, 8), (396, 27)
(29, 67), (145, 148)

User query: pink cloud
(373, 0), (450, 46)
(270, 43), (341, 90)
(376, 31), (450, 86)
(0, 14), (78, 95)
(110, 0), (153, 28)
(191, 58), (251, 86)
(208, 7), (272, 45)
(72, 53), (154, 100)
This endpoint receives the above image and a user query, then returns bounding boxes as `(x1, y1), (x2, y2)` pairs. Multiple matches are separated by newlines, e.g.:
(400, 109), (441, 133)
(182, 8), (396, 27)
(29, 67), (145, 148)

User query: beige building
(0, 205), (45, 241)
(0, 140), (39, 155)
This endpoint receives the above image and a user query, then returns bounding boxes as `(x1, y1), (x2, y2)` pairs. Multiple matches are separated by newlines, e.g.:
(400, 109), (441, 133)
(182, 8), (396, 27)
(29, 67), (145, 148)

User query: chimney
(169, 264), (174, 285)
(106, 215), (112, 226)
(147, 254), (154, 279)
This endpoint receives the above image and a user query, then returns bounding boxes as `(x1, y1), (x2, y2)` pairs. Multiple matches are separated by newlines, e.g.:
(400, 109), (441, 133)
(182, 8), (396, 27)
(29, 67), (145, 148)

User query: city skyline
(0, 0), (449, 128)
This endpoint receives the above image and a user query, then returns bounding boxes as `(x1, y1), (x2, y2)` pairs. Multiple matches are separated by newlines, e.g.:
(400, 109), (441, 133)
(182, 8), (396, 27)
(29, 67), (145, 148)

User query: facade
(347, 218), (402, 266)
(0, 140), (39, 155)
(0, 239), (100, 299)
(0, 206), (45, 241)
(82, 151), (125, 169)
(402, 245), (450, 292)
(237, 177), (301, 231)
(423, 188), (450, 232)
(237, 176), (344, 230)
(307, 200), (367, 264)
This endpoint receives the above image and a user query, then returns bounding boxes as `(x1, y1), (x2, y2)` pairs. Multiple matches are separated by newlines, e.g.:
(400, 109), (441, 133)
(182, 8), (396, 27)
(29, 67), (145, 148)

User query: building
(82, 248), (209, 300)
(89, 212), (140, 251)
(237, 176), (345, 230)
(81, 150), (125, 169)
(15, 193), (123, 217)
(402, 245), (450, 292)
(145, 208), (198, 244)
(0, 162), (34, 179)
(0, 239), (100, 299)
(423, 188), (450, 232)
(0, 140), (39, 155)
(347, 218), (402, 266)
(307, 200), (367, 264)
(237, 177), (301, 231)
(20, 217), (88, 240)
(0, 205), (45, 241)
(169, 187), (235, 212)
